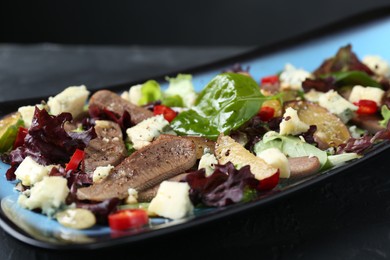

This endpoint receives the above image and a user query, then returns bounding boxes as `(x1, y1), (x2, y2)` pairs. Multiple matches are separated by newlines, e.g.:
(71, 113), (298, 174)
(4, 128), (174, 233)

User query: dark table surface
(2, 2), (390, 260)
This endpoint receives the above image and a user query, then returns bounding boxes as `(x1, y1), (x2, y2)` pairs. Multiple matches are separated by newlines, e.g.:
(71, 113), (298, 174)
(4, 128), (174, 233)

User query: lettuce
(254, 131), (328, 168)
(164, 74), (196, 108)
(6, 107), (96, 180)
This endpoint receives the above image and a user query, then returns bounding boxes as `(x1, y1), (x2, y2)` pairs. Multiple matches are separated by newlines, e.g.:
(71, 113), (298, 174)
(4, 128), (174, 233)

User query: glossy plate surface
(1, 8), (390, 250)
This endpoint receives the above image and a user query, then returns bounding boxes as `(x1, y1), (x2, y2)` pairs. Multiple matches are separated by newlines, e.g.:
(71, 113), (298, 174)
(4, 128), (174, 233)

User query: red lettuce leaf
(186, 162), (259, 207)
(89, 106), (132, 135)
(6, 107), (96, 180)
(313, 44), (374, 77)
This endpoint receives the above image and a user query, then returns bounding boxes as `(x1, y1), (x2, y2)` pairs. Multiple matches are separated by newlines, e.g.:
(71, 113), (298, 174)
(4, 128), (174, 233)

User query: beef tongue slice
(77, 135), (197, 201)
(82, 120), (127, 174)
(88, 90), (153, 125)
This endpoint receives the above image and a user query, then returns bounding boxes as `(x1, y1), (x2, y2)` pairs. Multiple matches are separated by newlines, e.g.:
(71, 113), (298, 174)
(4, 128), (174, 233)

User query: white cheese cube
(126, 115), (175, 150)
(318, 90), (358, 123)
(47, 85), (90, 118)
(279, 63), (313, 91)
(92, 165), (114, 183)
(363, 55), (390, 77)
(148, 181), (194, 220)
(279, 107), (310, 136)
(348, 85), (385, 106)
(198, 153), (218, 177)
(256, 148), (290, 178)
(15, 156), (49, 186)
(18, 176), (69, 216)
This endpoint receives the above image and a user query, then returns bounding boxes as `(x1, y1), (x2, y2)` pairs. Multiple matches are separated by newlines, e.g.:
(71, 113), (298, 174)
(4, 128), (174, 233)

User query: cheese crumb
(279, 107), (310, 136)
(18, 176), (69, 216)
(15, 156), (49, 186)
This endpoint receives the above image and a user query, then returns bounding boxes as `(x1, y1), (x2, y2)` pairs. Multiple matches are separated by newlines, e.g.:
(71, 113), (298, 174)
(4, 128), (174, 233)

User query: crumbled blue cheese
(126, 115), (175, 150)
(348, 85), (385, 106)
(279, 107), (310, 136)
(125, 188), (139, 204)
(279, 63), (313, 91)
(148, 181), (193, 220)
(92, 165), (114, 183)
(318, 90), (358, 123)
(198, 152), (218, 177)
(18, 176), (69, 216)
(363, 55), (390, 77)
(256, 148), (290, 178)
(304, 89), (323, 103)
(47, 85), (90, 118)
(15, 156), (49, 186)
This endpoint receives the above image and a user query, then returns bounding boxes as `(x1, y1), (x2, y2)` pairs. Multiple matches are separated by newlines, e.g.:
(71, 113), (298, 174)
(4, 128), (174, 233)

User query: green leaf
(171, 73), (267, 140)
(326, 71), (382, 88)
(379, 105), (390, 127)
(138, 80), (162, 106)
(162, 94), (184, 107)
(254, 131), (328, 168)
(327, 153), (360, 166)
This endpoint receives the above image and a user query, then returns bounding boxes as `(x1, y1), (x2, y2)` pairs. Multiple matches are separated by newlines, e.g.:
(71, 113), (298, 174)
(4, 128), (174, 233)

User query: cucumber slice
(0, 113), (24, 153)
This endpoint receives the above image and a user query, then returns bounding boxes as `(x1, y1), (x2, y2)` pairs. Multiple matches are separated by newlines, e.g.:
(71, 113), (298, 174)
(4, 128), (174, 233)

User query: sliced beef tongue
(82, 120), (127, 174)
(88, 89), (154, 125)
(77, 135), (197, 202)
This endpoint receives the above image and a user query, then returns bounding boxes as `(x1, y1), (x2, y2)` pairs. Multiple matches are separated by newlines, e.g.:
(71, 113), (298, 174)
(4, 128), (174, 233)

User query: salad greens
(327, 70), (383, 89)
(171, 73), (270, 140)
(1, 44), (390, 233)
(254, 131), (328, 168)
(138, 80), (162, 106)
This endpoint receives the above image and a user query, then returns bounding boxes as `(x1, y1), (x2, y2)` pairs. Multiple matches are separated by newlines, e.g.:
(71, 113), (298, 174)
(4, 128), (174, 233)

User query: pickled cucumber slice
(0, 113), (24, 153)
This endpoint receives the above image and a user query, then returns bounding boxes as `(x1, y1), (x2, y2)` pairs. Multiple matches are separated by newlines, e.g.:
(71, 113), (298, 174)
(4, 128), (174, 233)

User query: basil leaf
(326, 71), (382, 88)
(171, 73), (266, 140)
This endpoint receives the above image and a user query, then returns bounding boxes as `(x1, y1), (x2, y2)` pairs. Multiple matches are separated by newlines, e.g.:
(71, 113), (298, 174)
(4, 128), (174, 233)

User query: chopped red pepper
(258, 106), (275, 121)
(153, 105), (177, 122)
(260, 75), (279, 85)
(257, 170), (280, 191)
(353, 99), (378, 115)
(65, 149), (84, 172)
(13, 127), (28, 149)
(108, 209), (149, 231)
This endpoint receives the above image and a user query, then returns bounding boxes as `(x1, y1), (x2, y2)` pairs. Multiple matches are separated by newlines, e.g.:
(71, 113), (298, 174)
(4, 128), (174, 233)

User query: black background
(1, 0), (389, 46)
(1, 1), (390, 259)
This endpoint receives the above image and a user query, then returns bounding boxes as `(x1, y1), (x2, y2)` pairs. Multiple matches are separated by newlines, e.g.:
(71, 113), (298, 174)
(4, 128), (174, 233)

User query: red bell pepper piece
(108, 209), (149, 231)
(258, 106), (275, 121)
(65, 149), (84, 172)
(260, 75), (279, 85)
(153, 105), (177, 122)
(13, 127), (28, 149)
(353, 99), (378, 115)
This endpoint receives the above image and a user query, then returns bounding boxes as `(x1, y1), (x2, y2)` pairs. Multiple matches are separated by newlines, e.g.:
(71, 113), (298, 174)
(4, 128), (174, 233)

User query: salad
(1, 44), (390, 232)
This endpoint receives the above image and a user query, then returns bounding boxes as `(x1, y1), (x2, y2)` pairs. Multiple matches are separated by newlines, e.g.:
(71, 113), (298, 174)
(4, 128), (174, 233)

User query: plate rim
(1, 6), (390, 250)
